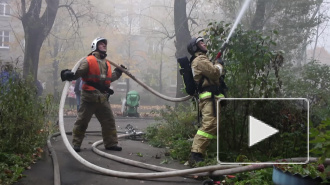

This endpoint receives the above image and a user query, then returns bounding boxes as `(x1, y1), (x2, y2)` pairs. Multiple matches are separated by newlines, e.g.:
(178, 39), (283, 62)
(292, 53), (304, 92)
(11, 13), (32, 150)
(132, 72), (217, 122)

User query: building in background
(0, 0), (11, 63)
(0, 0), (24, 67)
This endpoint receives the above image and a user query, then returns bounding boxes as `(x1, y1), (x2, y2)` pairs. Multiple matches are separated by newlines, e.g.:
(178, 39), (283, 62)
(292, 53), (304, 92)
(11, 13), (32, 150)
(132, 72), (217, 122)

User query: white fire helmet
(91, 37), (107, 52)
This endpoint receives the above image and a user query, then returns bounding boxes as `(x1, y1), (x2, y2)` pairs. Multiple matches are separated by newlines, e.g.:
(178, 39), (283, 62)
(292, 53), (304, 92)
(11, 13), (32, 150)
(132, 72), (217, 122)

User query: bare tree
(19, 0), (59, 81)
(250, 0), (267, 30)
(221, 0), (325, 66)
(174, 0), (191, 98)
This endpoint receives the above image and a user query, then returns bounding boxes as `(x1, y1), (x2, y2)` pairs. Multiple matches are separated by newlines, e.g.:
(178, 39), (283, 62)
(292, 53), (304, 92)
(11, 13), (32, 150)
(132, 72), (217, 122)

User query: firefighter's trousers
(191, 98), (219, 154)
(72, 100), (118, 148)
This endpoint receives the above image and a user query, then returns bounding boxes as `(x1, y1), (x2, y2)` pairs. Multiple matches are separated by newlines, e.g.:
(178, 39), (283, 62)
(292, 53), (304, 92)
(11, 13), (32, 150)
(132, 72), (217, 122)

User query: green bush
(280, 61), (330, 124)
(224, 168), (273, 185)
(0, 75), (57, 185)
(145, 105), (199, 161)
(145, 21), (329, 183)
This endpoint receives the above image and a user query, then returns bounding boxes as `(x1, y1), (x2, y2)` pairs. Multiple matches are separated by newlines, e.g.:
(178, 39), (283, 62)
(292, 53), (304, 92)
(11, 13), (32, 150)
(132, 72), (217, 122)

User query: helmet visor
(196, 37), (204, 43)
(99, 39), (107, 45)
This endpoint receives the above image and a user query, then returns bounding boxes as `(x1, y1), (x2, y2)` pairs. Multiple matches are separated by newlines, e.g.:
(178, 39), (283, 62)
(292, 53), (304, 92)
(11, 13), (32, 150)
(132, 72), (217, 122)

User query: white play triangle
(249, 116), (279, 147)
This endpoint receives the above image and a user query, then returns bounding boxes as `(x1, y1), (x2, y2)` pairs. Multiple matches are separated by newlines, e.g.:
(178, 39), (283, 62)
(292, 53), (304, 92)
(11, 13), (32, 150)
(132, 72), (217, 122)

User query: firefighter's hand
(217, 58), (224, 66)
(107, 88), (114, 95)
(219, 42), (228, 53)
(114, 68), (123, 77)
(120, 64), (127, 70)
(114, 65), (127, 77)
(60, 69), (74, 81)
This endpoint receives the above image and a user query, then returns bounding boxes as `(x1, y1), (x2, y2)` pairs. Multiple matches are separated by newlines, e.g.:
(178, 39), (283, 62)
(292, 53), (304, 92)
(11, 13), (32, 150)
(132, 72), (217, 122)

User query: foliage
(268, 0), (324, 63)
(275, 162), (326, 180)
(270, 118), (330, 183)
(145, 105), (198, 162)
(219, 0), (325, 64)
(273, 118), (330, 183)
(144, 105), (219, 164)
(219, 99), (308, 162)
(201, 21), (330, 183)
(0, 73), (58, 184)
(145, 18), (330, 183)
(310, 118), (330, 164)
(201, 22), (308, 162)
(280, 61), (330, 123)
(224, 168), (273, 185)
(203, 21), (283, 99)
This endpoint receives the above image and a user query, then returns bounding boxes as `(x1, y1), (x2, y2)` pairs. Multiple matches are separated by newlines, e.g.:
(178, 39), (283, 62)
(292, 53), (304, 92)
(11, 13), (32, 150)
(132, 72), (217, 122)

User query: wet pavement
(14, 117), (203, 185)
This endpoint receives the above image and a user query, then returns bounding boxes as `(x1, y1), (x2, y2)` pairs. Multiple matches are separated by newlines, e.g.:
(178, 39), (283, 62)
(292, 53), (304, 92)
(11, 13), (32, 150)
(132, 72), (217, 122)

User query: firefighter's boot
(73, 145), (81, 152)
(189, 152), (204, 166)
(105, 145), (122, 151)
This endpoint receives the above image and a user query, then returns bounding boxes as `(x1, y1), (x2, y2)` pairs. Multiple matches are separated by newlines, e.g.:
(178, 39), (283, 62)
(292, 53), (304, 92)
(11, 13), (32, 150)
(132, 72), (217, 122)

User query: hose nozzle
(215, 42), (228, 59)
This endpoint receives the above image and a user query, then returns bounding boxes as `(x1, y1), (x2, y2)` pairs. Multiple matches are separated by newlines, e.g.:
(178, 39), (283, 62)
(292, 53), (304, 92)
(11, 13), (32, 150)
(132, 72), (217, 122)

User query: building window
(0, 3), (10, 16)
(0, 31), (10, 48)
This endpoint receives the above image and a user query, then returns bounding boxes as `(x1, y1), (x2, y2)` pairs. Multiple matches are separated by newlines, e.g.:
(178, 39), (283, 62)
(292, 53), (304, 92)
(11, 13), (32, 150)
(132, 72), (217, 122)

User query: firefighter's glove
(61, 69), (74, 81)
(114, 68), (123, 77)
(107, 88), (114, 95)
(120, 64), (127, 70)
(106, 88), (114, 100)
(217, 57), (224, 66)
(114, 65), (125, 76)
(219, 42), (228, 53)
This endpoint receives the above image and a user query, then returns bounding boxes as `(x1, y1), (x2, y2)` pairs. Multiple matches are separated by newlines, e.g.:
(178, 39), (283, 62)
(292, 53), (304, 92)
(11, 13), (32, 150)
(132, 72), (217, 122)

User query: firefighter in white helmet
(61, 37), (126, 152)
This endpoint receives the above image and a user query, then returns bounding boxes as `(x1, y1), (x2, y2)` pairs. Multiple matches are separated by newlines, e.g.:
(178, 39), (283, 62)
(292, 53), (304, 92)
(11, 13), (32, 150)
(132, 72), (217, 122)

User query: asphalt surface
(14, 117), (203, 185)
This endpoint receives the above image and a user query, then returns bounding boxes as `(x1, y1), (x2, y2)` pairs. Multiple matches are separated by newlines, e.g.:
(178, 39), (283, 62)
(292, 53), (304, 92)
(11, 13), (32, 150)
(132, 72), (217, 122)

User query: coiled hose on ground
(50, 57), (330, 184)
(57, 57), (241, 180)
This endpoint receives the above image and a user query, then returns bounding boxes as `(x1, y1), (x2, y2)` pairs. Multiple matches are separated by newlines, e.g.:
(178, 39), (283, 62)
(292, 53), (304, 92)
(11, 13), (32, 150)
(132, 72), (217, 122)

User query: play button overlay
(217, 98), (309, 165)
(249, 116), (278, 147)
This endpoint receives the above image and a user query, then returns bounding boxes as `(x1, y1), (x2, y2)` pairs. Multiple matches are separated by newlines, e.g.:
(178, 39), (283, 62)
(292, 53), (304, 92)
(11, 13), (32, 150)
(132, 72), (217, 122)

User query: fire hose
(57, 57), (330, 181)
(108, 59), (191, 102)
(58, 57), (241, 180)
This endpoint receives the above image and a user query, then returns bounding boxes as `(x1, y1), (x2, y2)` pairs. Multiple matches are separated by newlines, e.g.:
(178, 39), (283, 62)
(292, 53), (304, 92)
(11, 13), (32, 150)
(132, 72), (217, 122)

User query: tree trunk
(312, 14), (320, 60)
(22, 30), (43, 81)
(250, 0), (267, 30)
(48, 23), (60, 97)
(298, 1), (322, 66)
(53, 59), (59, 98)
(21, 0), (59, 81)
(158, 40), (166, 93)
(174, 0), (191, 99)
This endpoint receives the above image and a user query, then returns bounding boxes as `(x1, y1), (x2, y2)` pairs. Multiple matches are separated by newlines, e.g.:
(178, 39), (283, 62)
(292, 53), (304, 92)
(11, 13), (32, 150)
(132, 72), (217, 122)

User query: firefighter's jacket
(191, 52), (224, 100)
(73, 51), (121, 103)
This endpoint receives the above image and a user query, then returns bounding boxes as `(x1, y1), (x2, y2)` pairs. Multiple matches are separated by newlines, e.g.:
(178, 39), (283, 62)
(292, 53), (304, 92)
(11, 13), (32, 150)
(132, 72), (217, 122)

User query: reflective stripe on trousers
(191, 99), (219, 154)
(199, 92), (224, 99)
(197, 130), (216, 139)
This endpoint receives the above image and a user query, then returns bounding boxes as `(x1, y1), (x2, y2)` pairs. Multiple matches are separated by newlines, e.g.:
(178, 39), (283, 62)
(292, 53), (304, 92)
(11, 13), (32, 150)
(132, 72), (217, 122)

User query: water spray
(55, 0), (260, 181)
(226, 0), (253, 42)
(216, 0), (253, 60)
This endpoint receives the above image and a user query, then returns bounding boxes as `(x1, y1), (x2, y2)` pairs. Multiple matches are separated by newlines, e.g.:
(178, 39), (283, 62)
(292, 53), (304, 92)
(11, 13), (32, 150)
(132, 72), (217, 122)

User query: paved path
(14, 117), (202, 185)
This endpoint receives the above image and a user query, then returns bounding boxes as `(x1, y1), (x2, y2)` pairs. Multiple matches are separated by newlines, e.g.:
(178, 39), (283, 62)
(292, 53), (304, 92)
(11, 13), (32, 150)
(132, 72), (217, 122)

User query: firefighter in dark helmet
(187, 36), (225, 164)
(61, 37), (126, 152)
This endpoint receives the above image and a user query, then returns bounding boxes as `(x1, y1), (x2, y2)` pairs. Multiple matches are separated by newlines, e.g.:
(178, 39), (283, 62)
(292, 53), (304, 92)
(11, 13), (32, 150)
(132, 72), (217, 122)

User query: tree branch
(27, 0), (42, 19)
(20, 0), (26, 16)
(58, 4), (79, 24)
(9, 23), (24, 54)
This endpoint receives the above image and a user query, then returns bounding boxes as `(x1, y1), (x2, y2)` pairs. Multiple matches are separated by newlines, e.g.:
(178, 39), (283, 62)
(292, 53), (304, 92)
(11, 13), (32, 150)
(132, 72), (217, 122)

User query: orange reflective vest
(82, 55), (112, 91)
